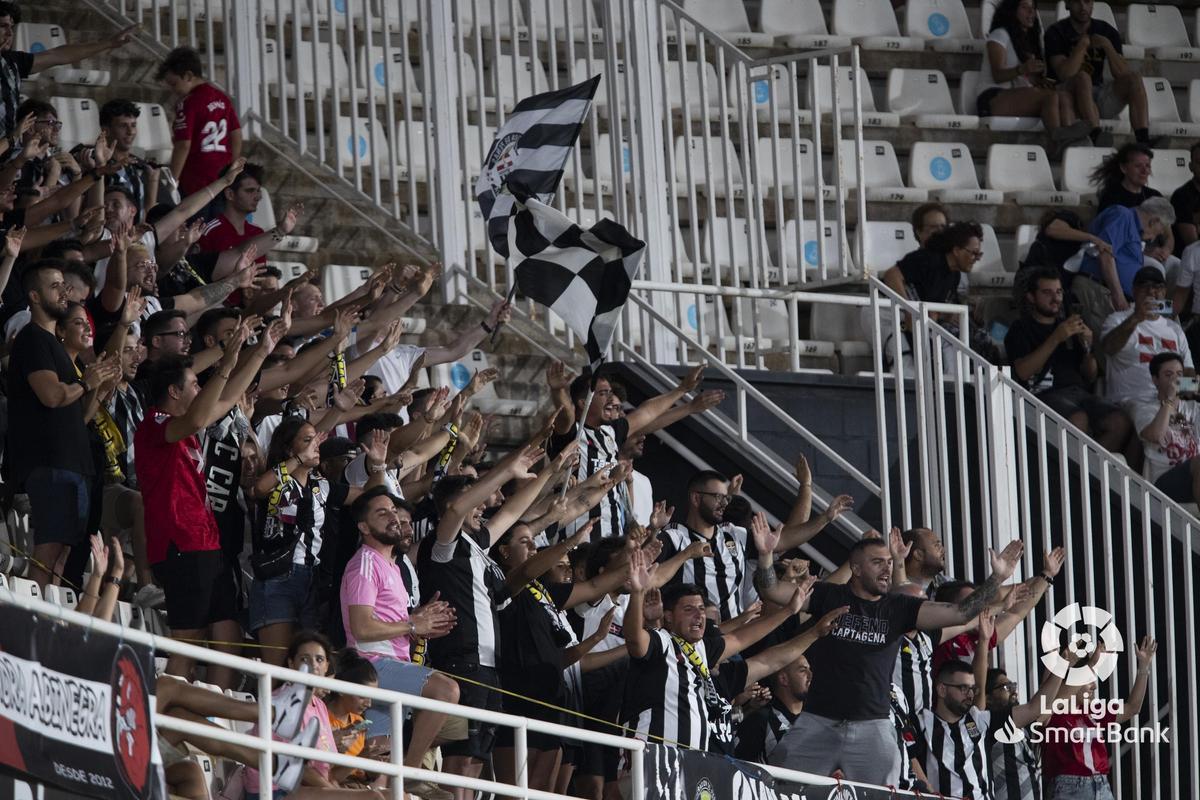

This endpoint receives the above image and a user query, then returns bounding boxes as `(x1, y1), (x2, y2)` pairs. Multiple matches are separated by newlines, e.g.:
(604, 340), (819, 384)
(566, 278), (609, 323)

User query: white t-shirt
(93, 227), (158, 289)
(979, 28), (1035, 93)
(256, 413), (283, 456)
(1178, 241), (1200, 314)
(630, 469), (654, 527)
(1133, 398), (1200, 481)
(349, 329), (425, 425)
(1100, 310), (1192, 405)
(344, 450), (404, 498)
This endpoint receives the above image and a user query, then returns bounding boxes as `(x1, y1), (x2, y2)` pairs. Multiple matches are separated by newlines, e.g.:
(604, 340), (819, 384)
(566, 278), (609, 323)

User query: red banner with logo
(0, 604), (165, 800)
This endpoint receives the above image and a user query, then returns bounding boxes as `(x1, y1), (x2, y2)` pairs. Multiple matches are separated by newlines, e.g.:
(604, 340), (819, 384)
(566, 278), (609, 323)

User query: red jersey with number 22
(173, 82), (241, 196)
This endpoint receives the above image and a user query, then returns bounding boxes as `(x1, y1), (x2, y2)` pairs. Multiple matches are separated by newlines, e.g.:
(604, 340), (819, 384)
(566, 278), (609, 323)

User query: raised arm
(915, 541), (1024, 629)
(153, 157), (246, 242)
(487, 443), (577, 543)
(994, 547), (1065, 641)
(164, 325), (247, 442)
(634, 388), (724, 438)
(1011, 654), (1067, 728)
(623, 548), (654, 659)
(744, 603), (847, 685)
(436, 445), (540, 544)
(1116, 637), (1157, 724)
(777, 494), (854, 553)
(749, 512), (816, 606)
(720, 580), (813, 662)
(423, 299), (511, 366)
(973, 610), (995, 711)
(31, 25), (134, 72)
(546, 360), (576, 434)
(624, 364), (704, 437)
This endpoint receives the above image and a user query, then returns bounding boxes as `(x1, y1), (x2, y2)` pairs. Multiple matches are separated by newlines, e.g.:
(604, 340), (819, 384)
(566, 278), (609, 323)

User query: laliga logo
(1040, 603), (1124, 685)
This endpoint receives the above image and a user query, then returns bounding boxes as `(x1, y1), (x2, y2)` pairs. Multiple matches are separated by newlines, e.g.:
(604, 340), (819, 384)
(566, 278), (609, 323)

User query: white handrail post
(230, 0), (262, 138)
(987, 364), (1026, 686)
(257, 672), (273, 798)
(516, 723), (530, 798)
(391, 699), (406, 800)
(428, 0), (467, 304)
(627, 0), (677, 364)
(630, 745), (645, 800)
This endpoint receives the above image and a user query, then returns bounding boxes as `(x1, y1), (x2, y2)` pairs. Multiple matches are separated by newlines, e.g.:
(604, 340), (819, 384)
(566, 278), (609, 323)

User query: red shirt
(134, 408), (221, 562)
(173, 82), (241, 196)
(931, 628), (999, 676)
(1042, 712), (1116, 779)
(197, 214), (266, 262)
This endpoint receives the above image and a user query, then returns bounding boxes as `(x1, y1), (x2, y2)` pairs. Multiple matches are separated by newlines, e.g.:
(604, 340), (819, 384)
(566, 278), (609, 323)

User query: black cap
(318, 436), (358, 461)
(1132, 266), (1166, 287)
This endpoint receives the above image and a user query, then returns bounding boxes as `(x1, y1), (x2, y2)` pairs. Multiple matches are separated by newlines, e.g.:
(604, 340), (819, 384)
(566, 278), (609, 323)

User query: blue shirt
(1079, 205), (1144, 299)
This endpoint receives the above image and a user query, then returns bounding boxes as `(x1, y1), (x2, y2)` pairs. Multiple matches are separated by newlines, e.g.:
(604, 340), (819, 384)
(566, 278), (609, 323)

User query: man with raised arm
(762, 532), (1025, 787)
(549, 365), (723, 541)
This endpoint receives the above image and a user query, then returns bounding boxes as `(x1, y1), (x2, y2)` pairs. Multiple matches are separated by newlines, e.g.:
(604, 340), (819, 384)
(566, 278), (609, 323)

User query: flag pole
(490, 282), (518, 345)
(560, 383), (594, 500)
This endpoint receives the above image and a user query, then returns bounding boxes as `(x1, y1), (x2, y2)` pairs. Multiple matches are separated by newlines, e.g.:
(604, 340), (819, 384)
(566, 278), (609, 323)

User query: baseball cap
(1132, 266), (1166, 287)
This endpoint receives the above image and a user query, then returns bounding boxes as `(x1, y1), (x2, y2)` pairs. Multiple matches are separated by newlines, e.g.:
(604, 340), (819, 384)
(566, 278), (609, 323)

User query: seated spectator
(157, 46), (242, 198)
(1044, 0), (1150, 146)
(977, 0), (1090, 149)
(1173, 142), (1200, 254)
(1005, 268), (1133, 453)
(1133, 352), (1200, 503)
(911, 202), (948, 247)
(1070, 196), (1175, 333)
(1101, 267), (1193, 407)
(0, 2), (134, 139)
(101, 98), (160, 222)
(1016, 210), (1111, 298)
(1094, 145), (1181, 278)
(734, 655), (811, 765)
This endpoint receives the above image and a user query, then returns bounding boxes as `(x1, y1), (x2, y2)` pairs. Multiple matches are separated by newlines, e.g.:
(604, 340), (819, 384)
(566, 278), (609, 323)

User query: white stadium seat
(1190, 79), (1200, 122)
(807, 66), (901, 127)
(664, 60), (728, 119)
(20, 23), (110, 85)
(673, 135), (744, 198)
(1014, 224), (1040, 267)
(358, 46), (424, 107)
(677, 0), (774, 48)
(909, 142), (1003, 204)
(759, 0), (851, 49)
(700, 215), (774, 279)
(1053, 1), (1145, 59)
(373, 0), (421, 32)
(1061, 146), (1110, 201)
(1148, 149), (1191, 195)
(959, 71), (1044, 131)
(783, 219), (852, 275)
(435, 350), (538, 416)
(394, 121), (431, 182)
(572, 133), (632, 195)
(861, 219), (919, 273)
(458, 0), (521, 39)
(969, 224), (1013, 288)
(323, 265), (373, 303)
(42, 585), (78, 609)
(810, 302), (873, 374)
(904, 0), (982, 53)
(1127, 4), (1200, 62)
(489, 54), (551, 114)
(50, 96), (100, 151)
(741, 64), (813, 125)
(886, 69), (980, 130)
(1143, 77), (1200, 138)
(286, 40), (353, 100)
(572, 58), (619, 117)
(832, 0), (925, 51)
(334, 115), (390, 170)
(527, 0), (603, 42)
(985, 144), (1080, 205)
(8, 577), (41, 601)
(132, 102), (173, 161)
(754, 137), (832, 200)
(836, 139), (929, 202)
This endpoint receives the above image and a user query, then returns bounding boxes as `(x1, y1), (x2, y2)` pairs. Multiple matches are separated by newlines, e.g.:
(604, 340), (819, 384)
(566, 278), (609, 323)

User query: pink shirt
(245, 694), (336, 789)
(340, 545), (412, 662)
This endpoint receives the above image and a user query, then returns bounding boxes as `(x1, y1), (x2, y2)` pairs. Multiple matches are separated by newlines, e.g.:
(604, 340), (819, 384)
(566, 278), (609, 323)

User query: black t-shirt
(1097, 183), (1162, 212)
(897, 248), (961, 305)
(5, 323), (95, 484)
(1171, 180), (1200, 257)
(1044, 18), (1123, 88)
(1023, 210), (1085, 271)
(499, 578), (575, 691)
(1004, 315), (1086, 394)
(800, 582), (923, 721)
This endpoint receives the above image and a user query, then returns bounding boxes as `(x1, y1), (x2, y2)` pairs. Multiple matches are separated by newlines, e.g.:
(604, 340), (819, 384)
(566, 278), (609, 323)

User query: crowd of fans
(0, 4), (1173, 800)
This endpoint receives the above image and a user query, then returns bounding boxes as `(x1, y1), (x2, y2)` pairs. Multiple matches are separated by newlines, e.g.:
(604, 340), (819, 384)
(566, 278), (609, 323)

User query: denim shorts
(25, 467), (91, 546)
(247, 563), (318, 632)
(1052, 774), (1115, 800)
(362, 656), (435, 738)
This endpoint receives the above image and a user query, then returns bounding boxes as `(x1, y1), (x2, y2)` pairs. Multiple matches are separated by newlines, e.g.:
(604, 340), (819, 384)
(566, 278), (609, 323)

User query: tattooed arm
(915, 540), (1024, 629)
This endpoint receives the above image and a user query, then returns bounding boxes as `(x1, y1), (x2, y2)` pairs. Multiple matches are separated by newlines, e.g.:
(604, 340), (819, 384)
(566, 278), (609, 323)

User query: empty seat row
(48, 96), (173, 156)
(16, 23), (111, 86)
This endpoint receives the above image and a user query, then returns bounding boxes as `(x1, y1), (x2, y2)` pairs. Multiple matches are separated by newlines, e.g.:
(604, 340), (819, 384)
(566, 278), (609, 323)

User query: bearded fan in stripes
(474, 74), (601, 257)
(507, 196), (646, 370)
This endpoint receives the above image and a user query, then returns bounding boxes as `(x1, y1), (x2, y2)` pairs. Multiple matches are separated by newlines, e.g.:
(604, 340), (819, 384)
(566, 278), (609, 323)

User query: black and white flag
(509, 197), (645, 370)
(475, 74), (601, 257)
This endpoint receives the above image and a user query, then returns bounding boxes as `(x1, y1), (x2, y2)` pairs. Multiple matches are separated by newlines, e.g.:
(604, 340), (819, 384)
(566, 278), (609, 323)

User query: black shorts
(152, 546), (239, 631)
(440, 663), (503, 760)
(1155, 458), (1198, 502)
(975, 86), (1003, 117)
(496, 676), (567, 752)
(576, 664), (627, 781)
(1037, 385), (1122, 430)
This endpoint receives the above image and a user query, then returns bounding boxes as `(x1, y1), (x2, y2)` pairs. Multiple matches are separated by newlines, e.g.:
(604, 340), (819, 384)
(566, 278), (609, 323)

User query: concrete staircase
(33, 0), (574, 444)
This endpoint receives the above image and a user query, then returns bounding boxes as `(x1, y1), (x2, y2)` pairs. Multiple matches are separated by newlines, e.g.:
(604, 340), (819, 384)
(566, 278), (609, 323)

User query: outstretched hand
(989, 540), (1024, 581)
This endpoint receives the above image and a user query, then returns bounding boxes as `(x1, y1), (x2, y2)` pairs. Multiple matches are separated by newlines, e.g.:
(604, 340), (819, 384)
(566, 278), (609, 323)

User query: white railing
(867, 276), (1199, 799)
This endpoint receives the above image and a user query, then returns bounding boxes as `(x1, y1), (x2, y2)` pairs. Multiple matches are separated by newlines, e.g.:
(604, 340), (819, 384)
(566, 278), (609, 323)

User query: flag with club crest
(474, 74), (601, 257)
(508, 196), (645, 370)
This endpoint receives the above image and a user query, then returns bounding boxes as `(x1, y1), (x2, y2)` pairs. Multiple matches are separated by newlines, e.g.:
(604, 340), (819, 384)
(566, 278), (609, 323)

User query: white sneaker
(132, 584), (166, 609)
(273, 716), (319, 792)
(270, 665), (313, 743)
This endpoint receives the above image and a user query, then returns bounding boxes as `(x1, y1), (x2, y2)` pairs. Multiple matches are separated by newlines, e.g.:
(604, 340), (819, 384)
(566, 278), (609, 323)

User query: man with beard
(900, 527), (950, 595)
(985, 667), (1044, 800)
(912, 616), (1062, 800)
(7, 259), (119, 588)
(736, 655), (812, 764)
(765, 536), (1025, 786)
(341, 487), (461, 790)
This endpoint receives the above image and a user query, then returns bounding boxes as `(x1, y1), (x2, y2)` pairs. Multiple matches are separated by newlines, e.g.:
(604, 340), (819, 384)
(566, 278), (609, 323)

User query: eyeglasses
(942, 683), (978, 694)
(991, 681), (1019, 693)
(157, 330), (190, 339)
(694, 490), (731, 505)
(36, 119), (63, 130)
(963, 248), (984, 260)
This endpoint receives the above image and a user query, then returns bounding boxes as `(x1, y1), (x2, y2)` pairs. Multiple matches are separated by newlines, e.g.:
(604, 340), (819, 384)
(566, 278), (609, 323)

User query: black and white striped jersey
(622, 622), (726, 751)
(914, 706), (1009, 799)
(889, 683), (920, 790)
(549, 418), (629, 541)
(734, 699), (798, 764)
(894, 629), (936, 718)
(990, 733), (1042, 800)
(657, 523), (756, 621)
(416, 526), (512, 669)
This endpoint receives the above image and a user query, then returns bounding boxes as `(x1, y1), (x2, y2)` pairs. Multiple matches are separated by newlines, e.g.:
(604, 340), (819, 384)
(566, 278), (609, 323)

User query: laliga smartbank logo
(992, 603), (1169, 747)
